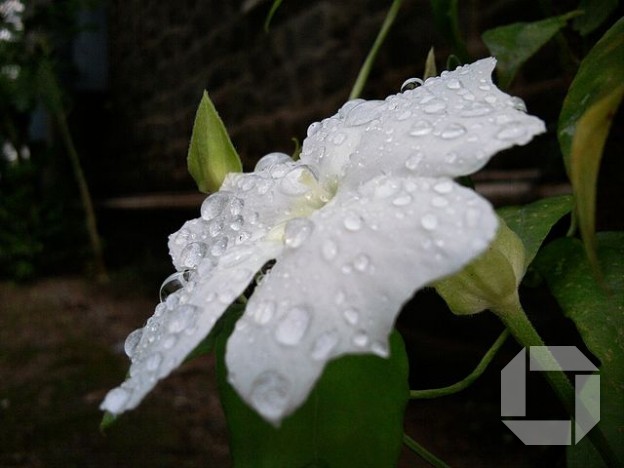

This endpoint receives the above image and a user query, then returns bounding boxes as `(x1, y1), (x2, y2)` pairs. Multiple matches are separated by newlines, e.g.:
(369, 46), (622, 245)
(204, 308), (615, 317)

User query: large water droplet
(124, 328), (144, 358)
(311, 331), (339, 361)
(102, 387), (130, 414)
(433, 180), (454, 194)
(211, 236), (229, 256)
(392, 194), (412, 206)
(509, 96), (527, 112)
(255, 152), (292, 172)
(322, 239), (338, 261)
(201, 192), (231, 221)
(446, 78), (462, 90)
(250, 371), (290, 420)
(440, 123), (467, 140)
(180, 242), (207, 268)
(401, 77), (423, 92)
(307, 122), (321, 137)
(421, 213), (438, 230)
(343, 212), (363, 231)
(409, 120), (433, 136)
(344, 100), (385, 126)
(160, 270), (191, 301)
(284, 218), (314, 249)
(343, 308), (360, 325)
(275, 306), (311, 346)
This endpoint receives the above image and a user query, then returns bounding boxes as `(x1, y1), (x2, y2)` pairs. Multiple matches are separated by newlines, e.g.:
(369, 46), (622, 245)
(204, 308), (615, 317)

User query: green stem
(411, 329), (508, 399)
(349, 0), (404, 100)
(54, 108), (108, 283)
(403, 433), (450, 468)
(494, 296), (619, 467)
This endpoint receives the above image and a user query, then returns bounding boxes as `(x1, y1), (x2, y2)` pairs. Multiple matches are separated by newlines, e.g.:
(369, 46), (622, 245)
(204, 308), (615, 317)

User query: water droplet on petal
(343, 212), (363, 231)
(335, 290), (346, 305)
(401, 77), (423, 92)
(409, 120), (433, 136)
(460, 102), (492, 117)
(160, 271), (191, 301)
(343, 308), (359, 325)
(229, 197), (244, 216)
(162, 335), (177, 349)
(395, 109), (412, 121)
(311, 331), (339, 361)
(405, 152), (424, 170)
(433, 180), (454, 194)
(255, 152), (292, 172)
(168, 304), (198, 333)
(371, 341), (389, 357)
(392, 194), (412, 206)
(124, 328), (143, 357)
(440, 123), (467, 140)
(251, 300), (275, 325)
(424, 101), (446, 114)
(250, 371), (290, 420)
(509, 96), (527, 112)
(284, 218), (314, 249)
(275, 306), (311, 346)
(322, 239), (338, 261)
(353, 254), (370, 272)
(230, 215), (244, 231)
(330, 132), (346, 145)
(208, 219), (224, 237)
(431, 196), (448, 207)
(280, 166), (313, 196)
(446, 78), (462, 90)
(344, 100), (385, 126)
(180, 242), (207, 268)
(307, 122), (321, 137)
(210, 236), (228, 256)
(201, 192), (231, 221)
(353, 331), (369, 347)
(102, 388), (130, 414)
(421, 213), (438, 230)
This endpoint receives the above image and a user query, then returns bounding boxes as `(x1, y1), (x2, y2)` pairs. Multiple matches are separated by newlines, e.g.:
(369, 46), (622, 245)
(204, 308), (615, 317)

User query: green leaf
(99, 411), (117, 432)
(429, 0), (469, 62)
(216, 320), (409, 467)
(187, 91), (243, 193)
(558, 18), (624, 272)
(535, 233), (624, 467)
(497, 195), (574, 268)
(264, 0), (284, 32)
(573, 0), (619, 36)
(482, 11), (581, 89)
(185, 303), (245, 361)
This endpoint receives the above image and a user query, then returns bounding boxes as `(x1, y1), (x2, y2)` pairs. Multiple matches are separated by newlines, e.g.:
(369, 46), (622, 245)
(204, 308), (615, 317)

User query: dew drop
(440, 123), (467, 140)
(509, 96), (527, 112)
(374, 179), (399, 198)
(180, 242), (207, 268)
(395, 109), (412, 121)
(307, 121), (321, 137)
(353, 332), (369, 347)
(255, 152), (292, 172)
(322, 239), (338, 261)
(251, 300), (275, 325)
(433, 180), (454, 194)
(159, 270), (190, 302)
(421, 213), (438, 230)
(275, 306), (311, 346)
(311, 331), (339, 361)
(280, 166), (313, 196)
(392, 194), (412, 207)
(124, 328), (144, 358)
(424, 101), (446, 114)
(330, 132), (346, 145)
(208, 219), (224, 237)
(409, 120), (433, 136)
(168, 304), (198, 333)
(353, 254), (370, 272)
(401, 77), (423, 92)
(371, 341), (389, 357)
(460, 102), (492, 117)
(162, 335), (177, 349)
(405, 152), (424, 170)
(343, 212), (363, 231)
(230, 215), (244, 231)
(284, 218), (314, 249)
(201, 192), (231, 221)
(229, 197), (244, 216)
(250, 371), (290, 420)
(210, 236), (229, 256)
(345, 100), (385, 126)
(343, 308), (359, 325)
(431, 196), (448, 207)
(335, 290), (346, 305)
(446, 78), (462, 90)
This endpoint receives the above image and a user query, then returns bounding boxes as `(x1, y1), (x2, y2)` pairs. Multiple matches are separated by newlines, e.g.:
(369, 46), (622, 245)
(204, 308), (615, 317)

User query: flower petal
(225, 174), (498, 424)
(299, 58), (545, 191)
(100, 241), (282, 415)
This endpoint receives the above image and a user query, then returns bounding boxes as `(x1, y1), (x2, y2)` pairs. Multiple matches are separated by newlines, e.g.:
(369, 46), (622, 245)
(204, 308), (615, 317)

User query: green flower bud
(433, 217), (526, 315)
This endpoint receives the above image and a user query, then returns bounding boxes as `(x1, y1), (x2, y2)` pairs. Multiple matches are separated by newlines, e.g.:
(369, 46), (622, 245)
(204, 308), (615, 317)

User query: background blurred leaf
(216, 322), (409, 467)
(535, 233), (624, 467)
(187, 91), (243, 193)
(558, 18), (624, 272)
(573, 0), (619, 36)
(264, 0), (284, 32)
(423, 47), (437, 79)
(482, 11), (581, 88)
(429, 0), (469, 62)
(497, 195), (573, 268)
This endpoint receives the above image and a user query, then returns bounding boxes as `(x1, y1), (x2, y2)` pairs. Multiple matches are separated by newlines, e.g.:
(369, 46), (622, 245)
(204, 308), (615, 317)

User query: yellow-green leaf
(187, 91), (242, 193)
(423, 47), (437, 79)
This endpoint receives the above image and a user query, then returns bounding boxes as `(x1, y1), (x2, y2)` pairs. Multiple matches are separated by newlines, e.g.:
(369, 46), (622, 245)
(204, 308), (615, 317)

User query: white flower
(101, 58), (545, 425)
